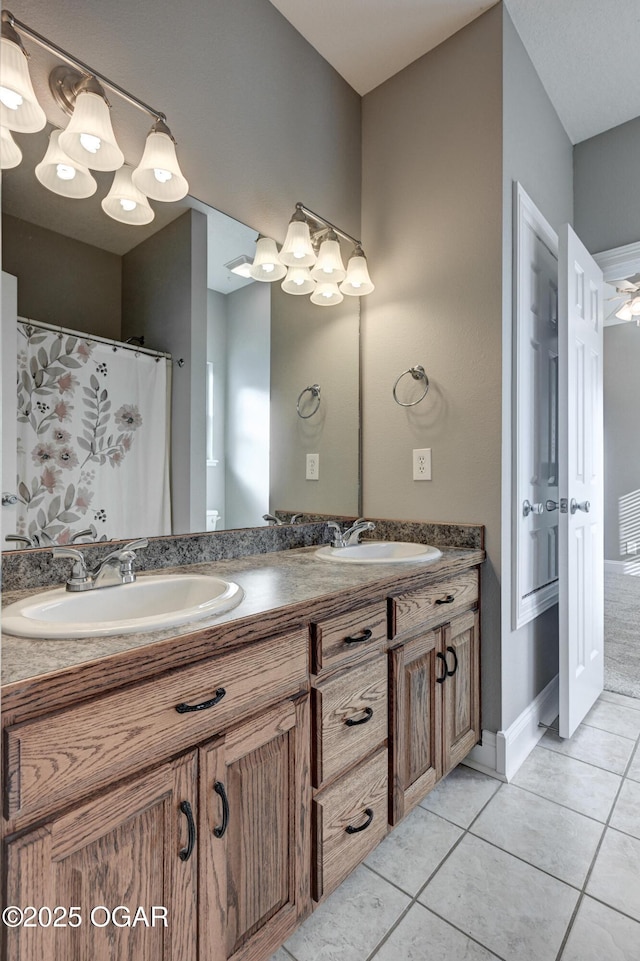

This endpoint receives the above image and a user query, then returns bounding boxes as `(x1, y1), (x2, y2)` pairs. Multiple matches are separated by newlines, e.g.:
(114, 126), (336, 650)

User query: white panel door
(558, 225), (604, 738)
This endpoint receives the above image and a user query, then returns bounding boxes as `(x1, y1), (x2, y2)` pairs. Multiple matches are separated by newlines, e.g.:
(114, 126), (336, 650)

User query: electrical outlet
(412, 448), (431, 481)
(306, 453), (319, 481)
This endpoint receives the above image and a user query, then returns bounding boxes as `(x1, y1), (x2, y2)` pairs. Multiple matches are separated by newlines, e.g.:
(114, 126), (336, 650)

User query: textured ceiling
(268, 0), (640, 144)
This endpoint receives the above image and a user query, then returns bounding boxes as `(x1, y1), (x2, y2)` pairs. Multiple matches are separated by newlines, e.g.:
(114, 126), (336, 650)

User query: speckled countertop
(1, 543), (484, 698)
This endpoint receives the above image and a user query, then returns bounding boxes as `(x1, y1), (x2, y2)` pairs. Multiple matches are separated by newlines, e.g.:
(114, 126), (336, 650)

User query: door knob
(570, 498), (590, 514)
(522, 500), (544, 517)
(2, 493), (18, 506)
(545, 498), (568, 513)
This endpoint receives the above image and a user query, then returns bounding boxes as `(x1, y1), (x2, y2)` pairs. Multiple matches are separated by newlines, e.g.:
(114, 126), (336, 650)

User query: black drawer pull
(213, 781), (229, 838)
(435, 594), (455, 605)
(175, 687), (226, 713)
(179, 800), (196, 861)
(345, 707), (374, 727)
(345, 808), (374, 834)
(436, 651), (447, 683)
(344, 628), (373, 645)
(446, 645), (459, 677)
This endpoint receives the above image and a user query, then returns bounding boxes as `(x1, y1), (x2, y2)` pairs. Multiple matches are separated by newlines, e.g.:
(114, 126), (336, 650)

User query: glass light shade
(59, 88), (124, 171)
(0, 124), (22, 168)
(339, 250), (375, 296)
(131, 122), (188, 202)
(279, 215), (316, 267)
(101, 166), (154, 225)
(631, 297), (640, 316)
(250, 236), (286, 281)
(0, 35), (46, 132)
(311, 232), (346, 282)
(310, 281), (343, 307)
(35, 129), (97, 198)
(281, 265), (316, 295)
(615, 302), (633, 321)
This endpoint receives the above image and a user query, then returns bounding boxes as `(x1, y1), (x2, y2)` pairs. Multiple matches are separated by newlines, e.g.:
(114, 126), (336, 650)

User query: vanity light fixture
(0, 123), (22, 167)
(34, 127), (97, 197)
(101, 165), (154, 225)
(251, 202), (375, 307)
(1, 9), (189, 221)
(250, 235), (287, 282)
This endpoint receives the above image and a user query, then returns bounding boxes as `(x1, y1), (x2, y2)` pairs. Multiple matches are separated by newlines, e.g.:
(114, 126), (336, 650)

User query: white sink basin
(315, 541), (443, 564)
(2, 573), (244, 639)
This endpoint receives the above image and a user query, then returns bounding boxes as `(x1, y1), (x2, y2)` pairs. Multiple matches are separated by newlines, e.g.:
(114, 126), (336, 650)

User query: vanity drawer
(312, 653), (387, 788)
(312, 747), (388, 901)
(389, 569), (479, 639)
(4, 629), (307, 826)
(310, 601), (388, 674)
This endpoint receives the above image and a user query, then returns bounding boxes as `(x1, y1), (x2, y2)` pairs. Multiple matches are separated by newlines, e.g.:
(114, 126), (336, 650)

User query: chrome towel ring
(393, 365), (429, 407)
(297, 383), (321, 419)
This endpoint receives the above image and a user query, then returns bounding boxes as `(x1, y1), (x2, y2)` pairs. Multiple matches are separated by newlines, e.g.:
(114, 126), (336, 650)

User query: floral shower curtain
(16, 321), (171, 546)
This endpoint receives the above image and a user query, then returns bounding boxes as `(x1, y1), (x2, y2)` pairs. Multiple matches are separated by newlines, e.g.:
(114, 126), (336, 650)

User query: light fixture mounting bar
(297, 202), (361, 248)
(2, 9), (167, 122)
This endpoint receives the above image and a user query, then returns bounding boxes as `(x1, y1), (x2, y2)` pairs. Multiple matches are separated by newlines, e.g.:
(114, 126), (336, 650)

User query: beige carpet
(605, 571), (640, 699)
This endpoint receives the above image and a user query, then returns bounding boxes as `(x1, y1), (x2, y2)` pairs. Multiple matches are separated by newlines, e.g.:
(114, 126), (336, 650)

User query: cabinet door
(389, 630), (442, 825)
(201, 694), (310, 961)
(441, 610), (480, 775)
(3, 752), (198, 961)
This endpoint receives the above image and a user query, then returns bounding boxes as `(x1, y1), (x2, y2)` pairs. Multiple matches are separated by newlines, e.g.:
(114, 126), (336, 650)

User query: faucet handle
(121, 538), (149, 552)
(52, 546), (91, 589)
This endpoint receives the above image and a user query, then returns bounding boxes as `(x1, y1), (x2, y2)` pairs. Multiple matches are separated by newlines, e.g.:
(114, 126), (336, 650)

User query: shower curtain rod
(18, 317), (172, 361)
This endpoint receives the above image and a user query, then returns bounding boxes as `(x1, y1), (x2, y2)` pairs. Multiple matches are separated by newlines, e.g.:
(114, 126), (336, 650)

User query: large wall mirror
(1, 125), (360, 550)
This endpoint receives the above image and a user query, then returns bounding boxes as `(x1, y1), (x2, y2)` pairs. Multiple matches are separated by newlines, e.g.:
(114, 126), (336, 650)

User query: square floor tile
(419, 834), (578, 961)
(610, 778), (640, 840)
(511, 746), (621, 821)
(583, 700), (640, 739)
(540, 723), (635, 775)
(268, 950), (294, 961)
(599, 691), (640, 714)
(471, 783), (604, 887)
(626, 747), (640, 783)
(284, 864), (410, 961)
(559, 896), (640, 961)
(587, 828), (640, 921)
(417, 764), (501, 828)
(373, 902), (501, 961)
(365, 805), (462, 895)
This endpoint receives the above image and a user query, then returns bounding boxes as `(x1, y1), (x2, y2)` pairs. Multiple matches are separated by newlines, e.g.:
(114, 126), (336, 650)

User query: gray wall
(574, 117), (640, 255)
(603, 322), (640, 562)
(500, 8), (573, 729)
(21, 0), (362, 245)
(1, 213), (121, 338)
(270, 286), (360, 518)
(362, 7), (504, 731)
(122, 210), (208, 534)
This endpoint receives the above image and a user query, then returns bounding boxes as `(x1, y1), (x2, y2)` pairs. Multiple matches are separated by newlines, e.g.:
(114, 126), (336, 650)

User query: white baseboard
(464, 675), (559, 782)
(605, 558), (640, 575)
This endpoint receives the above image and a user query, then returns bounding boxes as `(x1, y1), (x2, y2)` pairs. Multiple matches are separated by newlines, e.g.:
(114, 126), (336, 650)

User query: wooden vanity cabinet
(388, 572), (480, 825)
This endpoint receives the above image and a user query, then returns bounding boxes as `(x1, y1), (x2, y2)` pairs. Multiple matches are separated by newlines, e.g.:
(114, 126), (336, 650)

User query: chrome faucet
(52, 538), (149, 592)
(263, 513), (283, 526)
(326, 518), (376, 548)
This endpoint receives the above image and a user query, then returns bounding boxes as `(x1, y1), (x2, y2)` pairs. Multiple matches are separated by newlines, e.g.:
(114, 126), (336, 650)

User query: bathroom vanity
(1, 535), (483, 961)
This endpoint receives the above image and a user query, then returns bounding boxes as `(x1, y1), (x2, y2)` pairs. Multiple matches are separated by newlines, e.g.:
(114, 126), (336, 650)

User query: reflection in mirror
(1, 124), (361, 549)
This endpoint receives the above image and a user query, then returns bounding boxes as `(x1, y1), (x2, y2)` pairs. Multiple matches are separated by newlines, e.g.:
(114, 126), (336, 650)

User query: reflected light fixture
(35, 127), (97, 197)
(250, 235), (287, 282)
(224, 255), (254, 279)
(1, 9), (188, 223)
(101, 165), (154, 225)
(249, 202), (374, 307)
(0, 123), (22, 167)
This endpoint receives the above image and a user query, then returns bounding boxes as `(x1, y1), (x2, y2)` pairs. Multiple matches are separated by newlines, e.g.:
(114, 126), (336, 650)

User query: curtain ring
(297, 384), (321, 419)
(393, 365), (429, 407)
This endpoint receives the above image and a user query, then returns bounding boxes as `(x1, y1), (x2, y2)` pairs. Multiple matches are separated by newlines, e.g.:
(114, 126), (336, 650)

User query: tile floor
(271, 689), (640, 961)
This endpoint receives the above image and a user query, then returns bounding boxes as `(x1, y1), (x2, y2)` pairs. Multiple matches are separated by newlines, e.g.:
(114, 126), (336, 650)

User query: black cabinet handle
(344, 628), (373, 645)
(175, 687), (226, 713)
(435, 594), (455, 605)
(345, 808), (374, 834)
(436, 651), (447, 683)
(179, 800), (196, 861)
(446, 645), (458, 676)
(213, 781), (229, 839)
(345, 707), (374, 727)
